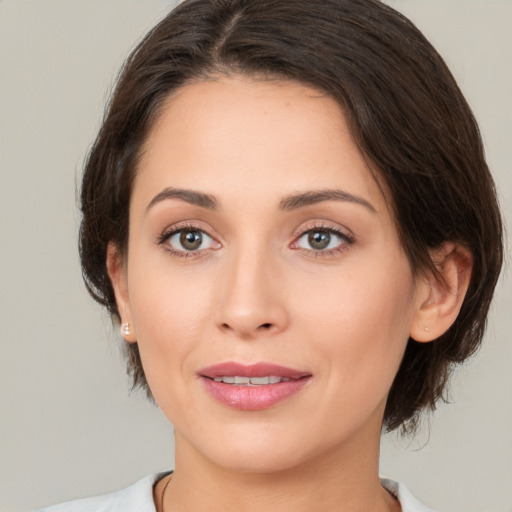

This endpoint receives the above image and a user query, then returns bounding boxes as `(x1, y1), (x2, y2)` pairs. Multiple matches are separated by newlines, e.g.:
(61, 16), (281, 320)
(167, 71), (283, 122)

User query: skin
(108, 76), (471, 512)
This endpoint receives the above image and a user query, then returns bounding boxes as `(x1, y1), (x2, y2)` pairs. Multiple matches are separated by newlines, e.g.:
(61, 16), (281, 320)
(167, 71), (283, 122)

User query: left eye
(166, 229), (217, 252)
(295, 230), (347, 251)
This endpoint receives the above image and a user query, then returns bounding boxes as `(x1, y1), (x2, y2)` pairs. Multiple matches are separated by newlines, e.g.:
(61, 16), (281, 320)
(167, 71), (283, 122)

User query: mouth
(211, 375), (292, 385)
(198, 362), (312, 410)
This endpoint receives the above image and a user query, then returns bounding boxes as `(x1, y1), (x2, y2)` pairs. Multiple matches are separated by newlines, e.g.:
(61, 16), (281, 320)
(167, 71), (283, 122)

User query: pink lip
(200, 362), (310, 380)
(199, 362), (312, 411)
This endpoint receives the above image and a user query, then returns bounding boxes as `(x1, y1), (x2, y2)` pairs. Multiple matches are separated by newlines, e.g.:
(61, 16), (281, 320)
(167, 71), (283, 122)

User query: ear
(106, 242), (137, 343)
(409, 242), (473, 343)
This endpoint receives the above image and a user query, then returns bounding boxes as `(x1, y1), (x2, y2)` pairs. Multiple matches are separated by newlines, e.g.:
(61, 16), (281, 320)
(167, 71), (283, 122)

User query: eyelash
(291, 223), (355, 257)
(157, 222), (354, 259)
(158, 223), (219, 259)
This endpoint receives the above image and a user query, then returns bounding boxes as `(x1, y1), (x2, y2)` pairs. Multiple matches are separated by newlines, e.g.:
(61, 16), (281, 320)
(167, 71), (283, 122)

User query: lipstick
(199, 362), (312, 410)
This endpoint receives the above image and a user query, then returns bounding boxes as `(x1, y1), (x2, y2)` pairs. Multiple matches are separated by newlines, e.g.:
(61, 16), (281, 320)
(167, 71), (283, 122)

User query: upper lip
(199, 362), (311, 380)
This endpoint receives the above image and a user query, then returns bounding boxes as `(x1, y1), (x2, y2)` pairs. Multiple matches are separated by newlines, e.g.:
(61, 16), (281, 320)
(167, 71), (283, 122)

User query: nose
(214, 247), (290, 339)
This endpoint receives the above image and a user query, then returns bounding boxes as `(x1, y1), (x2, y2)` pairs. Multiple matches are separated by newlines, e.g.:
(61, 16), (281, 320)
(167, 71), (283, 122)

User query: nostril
(218, 321), (277, 334)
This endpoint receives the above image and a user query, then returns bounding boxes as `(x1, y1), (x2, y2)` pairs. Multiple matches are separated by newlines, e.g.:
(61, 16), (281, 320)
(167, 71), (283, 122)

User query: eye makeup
(155, 218), (355, 261)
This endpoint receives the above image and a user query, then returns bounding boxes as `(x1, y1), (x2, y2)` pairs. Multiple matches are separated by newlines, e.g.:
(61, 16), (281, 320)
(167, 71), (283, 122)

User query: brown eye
(308, 231), (331, 250)
(293, 227), (351, 254)
(164, 228), (218, 254)
(180, 231), (203, 250)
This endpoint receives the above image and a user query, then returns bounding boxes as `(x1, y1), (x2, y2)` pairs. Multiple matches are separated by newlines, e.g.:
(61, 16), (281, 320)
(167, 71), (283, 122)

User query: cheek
(126, 259), (215, 391)
(293, 253), (416, 380)
(129, 245), (215, 331)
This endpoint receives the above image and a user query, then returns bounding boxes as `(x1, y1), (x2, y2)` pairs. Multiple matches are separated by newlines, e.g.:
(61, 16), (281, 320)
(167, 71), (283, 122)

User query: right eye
(161, 227), (220, 256)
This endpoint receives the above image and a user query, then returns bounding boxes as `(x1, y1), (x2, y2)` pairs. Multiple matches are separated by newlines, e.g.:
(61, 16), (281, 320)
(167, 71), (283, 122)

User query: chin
(209, 445), (308, 474)
(183, 422), (316, 474)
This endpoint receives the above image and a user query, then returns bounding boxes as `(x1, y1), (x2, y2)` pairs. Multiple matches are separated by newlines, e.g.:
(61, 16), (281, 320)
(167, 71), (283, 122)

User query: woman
(38, 0), (503, 511)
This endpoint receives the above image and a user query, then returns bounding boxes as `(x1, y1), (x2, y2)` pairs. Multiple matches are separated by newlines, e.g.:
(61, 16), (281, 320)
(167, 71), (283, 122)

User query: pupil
(180, 231), (202, 250)
(308, 231), (330, 250)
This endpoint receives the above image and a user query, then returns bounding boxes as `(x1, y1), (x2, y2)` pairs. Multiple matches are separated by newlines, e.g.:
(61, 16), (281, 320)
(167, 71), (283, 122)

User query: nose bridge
(215, 237), (288, 337)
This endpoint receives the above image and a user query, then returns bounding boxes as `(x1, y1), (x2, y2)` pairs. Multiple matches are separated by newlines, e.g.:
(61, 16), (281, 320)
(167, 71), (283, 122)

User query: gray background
(0, 1), (510, 511)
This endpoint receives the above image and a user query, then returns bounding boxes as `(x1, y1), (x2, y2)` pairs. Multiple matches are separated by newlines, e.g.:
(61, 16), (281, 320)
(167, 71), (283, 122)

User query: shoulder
(381, 478), (437, 512)
(33, 473), (168, 512)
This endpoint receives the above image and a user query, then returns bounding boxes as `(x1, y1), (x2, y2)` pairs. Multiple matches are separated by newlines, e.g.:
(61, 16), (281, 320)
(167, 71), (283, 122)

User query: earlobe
(410, 242), (473, 343)
(106, 243), (137, 343)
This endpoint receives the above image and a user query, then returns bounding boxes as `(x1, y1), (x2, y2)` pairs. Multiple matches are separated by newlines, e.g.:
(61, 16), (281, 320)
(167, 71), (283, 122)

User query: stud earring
(121, 323), (131, 336)
(424, 326), (431, 333)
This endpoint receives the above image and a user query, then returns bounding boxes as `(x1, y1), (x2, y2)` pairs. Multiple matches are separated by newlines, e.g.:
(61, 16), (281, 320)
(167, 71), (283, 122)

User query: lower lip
(201, 377), (311, 410)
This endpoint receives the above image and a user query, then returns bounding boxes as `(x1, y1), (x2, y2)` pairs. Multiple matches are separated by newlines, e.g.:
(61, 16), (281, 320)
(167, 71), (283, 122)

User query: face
(111, 76), (428, 473)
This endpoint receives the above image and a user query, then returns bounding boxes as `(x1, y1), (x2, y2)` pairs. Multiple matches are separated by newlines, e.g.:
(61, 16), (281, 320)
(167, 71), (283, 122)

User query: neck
(161, 428), (398, 512)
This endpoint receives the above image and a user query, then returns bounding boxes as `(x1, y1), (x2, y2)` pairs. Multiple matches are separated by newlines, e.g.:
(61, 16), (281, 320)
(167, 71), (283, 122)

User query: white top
(34, 473), (436, 512)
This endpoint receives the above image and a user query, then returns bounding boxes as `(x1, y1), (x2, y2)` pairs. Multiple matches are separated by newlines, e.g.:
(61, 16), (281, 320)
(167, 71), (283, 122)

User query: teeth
(214, 376), (234, 384)
(251, 376), (271, 385)
(212, 376), (291, 385)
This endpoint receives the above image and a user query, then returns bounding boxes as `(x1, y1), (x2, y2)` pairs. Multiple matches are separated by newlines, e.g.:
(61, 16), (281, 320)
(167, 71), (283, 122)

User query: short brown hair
(79, 0), (503, 433)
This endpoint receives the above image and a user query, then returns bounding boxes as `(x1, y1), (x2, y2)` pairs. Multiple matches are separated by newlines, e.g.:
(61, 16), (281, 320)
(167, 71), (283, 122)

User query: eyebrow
(146, 187), (219, 212)
(145, 187), (375, 214)
(279, 189), (376, 213)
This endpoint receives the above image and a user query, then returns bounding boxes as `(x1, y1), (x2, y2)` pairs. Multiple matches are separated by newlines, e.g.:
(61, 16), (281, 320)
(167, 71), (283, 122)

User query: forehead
(134, 75), (387, 215)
